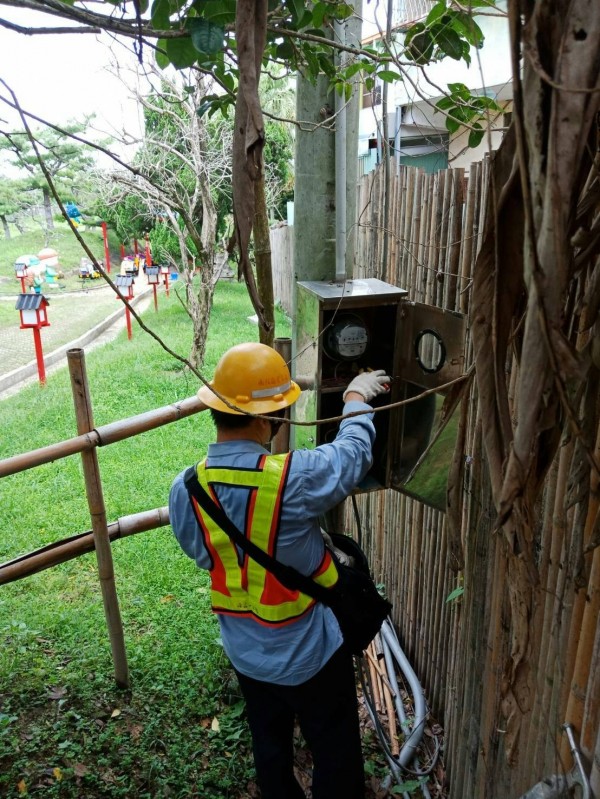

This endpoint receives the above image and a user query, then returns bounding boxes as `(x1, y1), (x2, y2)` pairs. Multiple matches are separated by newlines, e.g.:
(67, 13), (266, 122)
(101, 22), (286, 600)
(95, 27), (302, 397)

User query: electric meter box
(294, 278), (466, 493)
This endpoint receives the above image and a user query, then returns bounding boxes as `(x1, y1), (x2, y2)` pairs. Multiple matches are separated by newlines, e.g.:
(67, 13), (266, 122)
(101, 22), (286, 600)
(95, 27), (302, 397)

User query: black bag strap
(183, 466), (336, 607)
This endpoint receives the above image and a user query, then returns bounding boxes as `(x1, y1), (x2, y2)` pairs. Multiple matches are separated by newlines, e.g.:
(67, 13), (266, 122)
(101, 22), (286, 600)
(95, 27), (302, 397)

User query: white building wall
(359, 0), (512, 170)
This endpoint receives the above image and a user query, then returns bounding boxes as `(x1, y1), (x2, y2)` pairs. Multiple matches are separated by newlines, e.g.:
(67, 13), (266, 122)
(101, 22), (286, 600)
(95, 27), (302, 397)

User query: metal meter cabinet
(294, 278), (466, 498)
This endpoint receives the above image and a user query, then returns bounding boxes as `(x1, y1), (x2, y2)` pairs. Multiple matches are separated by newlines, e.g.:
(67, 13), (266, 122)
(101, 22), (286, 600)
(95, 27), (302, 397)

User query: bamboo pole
(0, 395), (207, 479)
(436, 170), (451, 308)
(533, 437), (575, 773)
(367, 641), (383, 713)
(68, 349), (129, 689)
(446, 169), (464, 312)
(0, 507), (170, 585)
(272, 337), (292, 454)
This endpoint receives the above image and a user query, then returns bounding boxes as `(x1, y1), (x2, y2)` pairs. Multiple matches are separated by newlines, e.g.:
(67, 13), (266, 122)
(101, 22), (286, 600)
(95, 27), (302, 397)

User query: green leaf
(434, 26), (464, 60)
(317, 52), (336, 77)
(276, 38), (295, 61)
(288, 0), (307, 24)
(187, 18), (224, 55)
(453, 12), (485, 48)
(192, 0), (236, 24)
(343, 62), (366, 79)
(151, 0), (173, 29)
(446, 585), (464, 603)
(304, 48), (320, 77)
(436, 96), (455, 111)
(406, 30), (435, 64)
(155, 38), (170, 69)
(425, 1), (448, 26)
(468, 126), (485, 148)
(303, 28), (328, 38)
(376, 69), (402, 83)
(165, 36), (201, 68)
(332, 2), (353, 20)
(391, 779), (426, 793)
(403, 21), (425, 46)
(312, 2), (328, 28)
(445, 116), (461, 134)
(448, 82), (471, 100)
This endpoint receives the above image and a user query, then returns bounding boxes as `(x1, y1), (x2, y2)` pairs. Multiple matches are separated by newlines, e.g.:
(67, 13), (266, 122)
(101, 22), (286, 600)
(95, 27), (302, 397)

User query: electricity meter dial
(324, 314), (370, 361)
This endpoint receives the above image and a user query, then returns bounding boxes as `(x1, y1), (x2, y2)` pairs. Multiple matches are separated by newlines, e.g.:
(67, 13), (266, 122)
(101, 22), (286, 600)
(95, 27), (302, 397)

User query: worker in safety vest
(168, 342), (390, 799)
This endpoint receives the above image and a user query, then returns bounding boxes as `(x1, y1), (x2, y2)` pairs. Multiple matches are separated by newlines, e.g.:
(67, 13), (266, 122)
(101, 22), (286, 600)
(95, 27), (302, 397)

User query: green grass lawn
(0, 281), (298, 799)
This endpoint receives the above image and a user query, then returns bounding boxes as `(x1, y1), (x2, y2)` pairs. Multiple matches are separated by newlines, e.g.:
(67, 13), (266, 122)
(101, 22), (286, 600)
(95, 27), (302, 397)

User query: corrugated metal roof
(15, 294), (49, 311)
(146, 267), (159, 275)
(115, 276), (134, 287)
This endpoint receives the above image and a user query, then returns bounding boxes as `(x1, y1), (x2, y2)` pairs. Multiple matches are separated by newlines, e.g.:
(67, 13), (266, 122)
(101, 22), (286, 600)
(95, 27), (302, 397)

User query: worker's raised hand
(343, 370), (391, 403)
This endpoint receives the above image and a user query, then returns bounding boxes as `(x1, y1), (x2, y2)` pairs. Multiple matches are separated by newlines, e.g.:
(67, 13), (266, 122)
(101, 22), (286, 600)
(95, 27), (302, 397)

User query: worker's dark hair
(210, 408), (286, 430)
(210, 409), (254, 430)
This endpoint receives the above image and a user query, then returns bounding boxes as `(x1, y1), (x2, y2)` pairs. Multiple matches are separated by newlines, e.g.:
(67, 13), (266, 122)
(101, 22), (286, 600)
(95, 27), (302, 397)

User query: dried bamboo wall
(345, 159), (600, 797)
(269, 223), (294, 315)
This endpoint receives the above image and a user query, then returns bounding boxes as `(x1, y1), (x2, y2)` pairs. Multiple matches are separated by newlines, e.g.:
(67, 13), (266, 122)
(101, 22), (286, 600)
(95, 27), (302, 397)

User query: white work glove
(343, 370), (390, 403)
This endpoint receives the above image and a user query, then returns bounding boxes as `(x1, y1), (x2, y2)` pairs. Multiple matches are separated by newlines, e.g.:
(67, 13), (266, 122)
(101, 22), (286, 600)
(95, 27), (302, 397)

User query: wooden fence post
(68, 348), (129, 688)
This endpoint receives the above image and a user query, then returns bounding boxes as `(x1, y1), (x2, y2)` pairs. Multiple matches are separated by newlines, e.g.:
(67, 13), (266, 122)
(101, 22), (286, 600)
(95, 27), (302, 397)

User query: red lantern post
(115, 276), (134, 340)
(14, 263), (27, 292)
(146, 267), (160, 312)
(160, 264), (170, 297)
(101, 222), (111, 274)
(144, 234), (152, 267)
(15, 294), (50, 385)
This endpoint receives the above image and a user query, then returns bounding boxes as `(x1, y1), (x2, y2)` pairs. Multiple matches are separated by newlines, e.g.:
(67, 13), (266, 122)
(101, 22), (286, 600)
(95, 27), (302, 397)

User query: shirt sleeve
(168, 471), (212, 569)
(289, 399), (375, 518)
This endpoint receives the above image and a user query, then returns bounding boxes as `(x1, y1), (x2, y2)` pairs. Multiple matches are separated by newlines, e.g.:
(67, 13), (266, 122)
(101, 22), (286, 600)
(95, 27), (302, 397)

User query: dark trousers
(235, 645), (365, 799)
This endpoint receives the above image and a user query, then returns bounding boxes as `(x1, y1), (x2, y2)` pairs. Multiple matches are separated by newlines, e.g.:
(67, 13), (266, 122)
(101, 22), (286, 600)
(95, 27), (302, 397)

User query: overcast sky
(0, 8), (144, 168)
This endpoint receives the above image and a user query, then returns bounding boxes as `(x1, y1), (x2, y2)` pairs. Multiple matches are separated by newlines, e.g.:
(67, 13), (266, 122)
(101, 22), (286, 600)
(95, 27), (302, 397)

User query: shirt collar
(207, 440), (269, 457)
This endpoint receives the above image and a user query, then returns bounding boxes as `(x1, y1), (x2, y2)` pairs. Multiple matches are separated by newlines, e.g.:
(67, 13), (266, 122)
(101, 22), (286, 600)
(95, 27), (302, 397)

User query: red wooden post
(101, 222), (111, 274)
(144, 234), (152, 267)
(153, 284), (158, 312)
(125, 306), (132, 340)
(133, 238), (139, 255)
(120, 243), (125, 259)
(32, 327), (46, 385)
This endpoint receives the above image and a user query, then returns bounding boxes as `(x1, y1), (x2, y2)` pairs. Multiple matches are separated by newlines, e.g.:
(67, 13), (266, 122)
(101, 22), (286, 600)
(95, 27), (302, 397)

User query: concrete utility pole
(291, 2), (362, 466)
(292, 2), (362, 290)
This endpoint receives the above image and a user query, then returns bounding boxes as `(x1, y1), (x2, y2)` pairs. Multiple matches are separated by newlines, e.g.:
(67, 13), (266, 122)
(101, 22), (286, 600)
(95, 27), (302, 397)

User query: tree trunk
(42, 186), (54, 232)
(0, 214), (10, 239)
(189, 271), (215, 369)
(253, 173), (275, 347)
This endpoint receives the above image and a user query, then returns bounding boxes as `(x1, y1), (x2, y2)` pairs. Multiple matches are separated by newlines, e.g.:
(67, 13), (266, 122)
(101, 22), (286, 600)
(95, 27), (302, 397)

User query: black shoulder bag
(184, 467), (392, 656)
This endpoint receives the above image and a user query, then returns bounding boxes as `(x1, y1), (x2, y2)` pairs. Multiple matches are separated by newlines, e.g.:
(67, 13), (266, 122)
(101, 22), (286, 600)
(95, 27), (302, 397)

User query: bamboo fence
(1, 158), (598, 797)
(346, 159), (599, 797)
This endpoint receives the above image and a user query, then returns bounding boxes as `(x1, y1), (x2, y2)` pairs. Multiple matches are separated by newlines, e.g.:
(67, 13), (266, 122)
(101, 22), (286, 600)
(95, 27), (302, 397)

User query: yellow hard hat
(198, 342), (301, 415)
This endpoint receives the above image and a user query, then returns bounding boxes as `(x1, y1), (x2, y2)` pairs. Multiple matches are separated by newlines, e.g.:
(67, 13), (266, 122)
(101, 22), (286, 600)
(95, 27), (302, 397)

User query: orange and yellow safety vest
(190, 453), (339, 625)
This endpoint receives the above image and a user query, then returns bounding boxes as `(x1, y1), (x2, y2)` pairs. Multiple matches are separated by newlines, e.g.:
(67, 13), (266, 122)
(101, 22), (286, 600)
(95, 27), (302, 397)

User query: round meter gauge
(324, 315), (370, 361)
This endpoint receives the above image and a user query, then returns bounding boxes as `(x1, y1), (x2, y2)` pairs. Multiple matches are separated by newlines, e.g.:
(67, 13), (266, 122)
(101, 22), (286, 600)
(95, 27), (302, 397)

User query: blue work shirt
(168, 400), (375, 686)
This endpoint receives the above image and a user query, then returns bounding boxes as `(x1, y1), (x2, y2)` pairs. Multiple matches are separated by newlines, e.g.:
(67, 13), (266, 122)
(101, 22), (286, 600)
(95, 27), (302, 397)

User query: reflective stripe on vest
(190, 453), (339, 625)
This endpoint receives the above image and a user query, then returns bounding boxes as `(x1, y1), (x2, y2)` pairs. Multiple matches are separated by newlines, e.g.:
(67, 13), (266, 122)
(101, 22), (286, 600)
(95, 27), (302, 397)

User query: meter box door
(389, 301), (467, 494)
(294, 279), (408, 492)
(294, 279), (467, 500)
(399, 301), (467, 390)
